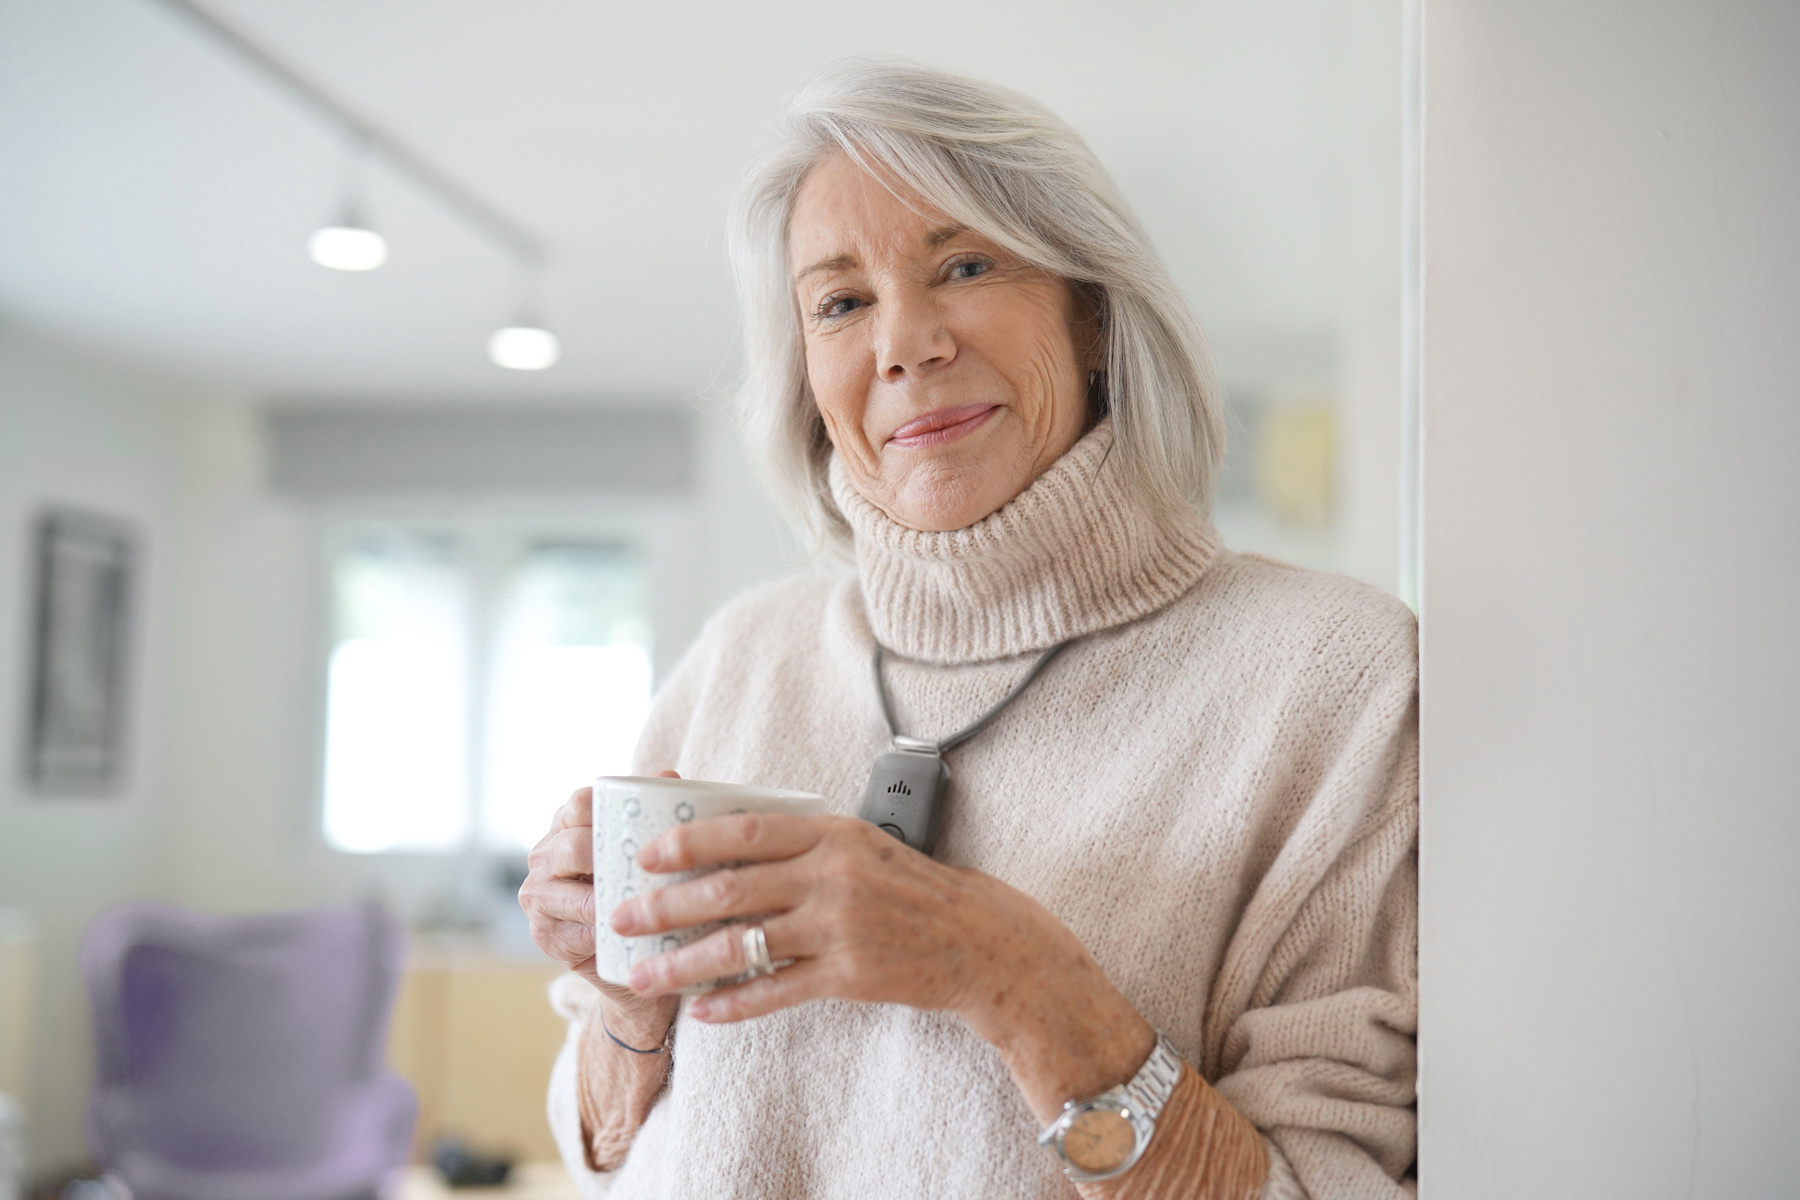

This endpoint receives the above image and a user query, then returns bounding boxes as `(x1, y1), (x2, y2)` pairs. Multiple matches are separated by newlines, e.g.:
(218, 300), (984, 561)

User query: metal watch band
(1039, 1031), (1188, 1183)
(1122, 1031), (1185, 1122)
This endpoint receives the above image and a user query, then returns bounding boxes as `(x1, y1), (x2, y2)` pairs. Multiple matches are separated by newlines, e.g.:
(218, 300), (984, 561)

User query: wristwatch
(1038, 1031), (1186, 1182)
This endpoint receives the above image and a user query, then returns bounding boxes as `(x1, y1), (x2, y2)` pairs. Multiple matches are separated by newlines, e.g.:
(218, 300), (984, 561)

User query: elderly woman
(519, 60), (1416, 1199)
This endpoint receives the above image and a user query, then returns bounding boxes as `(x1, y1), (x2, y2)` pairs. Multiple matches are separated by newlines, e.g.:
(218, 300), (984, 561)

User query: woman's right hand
(521, 781), (679, 1043)
(521, 779), (682, 1171)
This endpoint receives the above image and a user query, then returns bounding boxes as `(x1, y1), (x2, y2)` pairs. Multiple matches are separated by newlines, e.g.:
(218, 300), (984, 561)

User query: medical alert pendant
(858, 736), (950, 856)
(861, 639), (1070, 859)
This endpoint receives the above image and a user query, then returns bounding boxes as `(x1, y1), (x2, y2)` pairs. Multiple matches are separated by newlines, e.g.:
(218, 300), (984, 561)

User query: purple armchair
(80, 905), (417, 1200)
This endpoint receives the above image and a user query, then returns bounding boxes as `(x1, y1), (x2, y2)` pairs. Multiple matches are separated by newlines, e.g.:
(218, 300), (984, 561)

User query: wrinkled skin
(519, 153), (1173, 1155)
(791, 151), (1096, 532)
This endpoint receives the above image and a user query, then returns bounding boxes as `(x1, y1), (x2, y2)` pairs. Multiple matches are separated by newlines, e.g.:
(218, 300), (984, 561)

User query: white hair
(727, 57), (1223, 548)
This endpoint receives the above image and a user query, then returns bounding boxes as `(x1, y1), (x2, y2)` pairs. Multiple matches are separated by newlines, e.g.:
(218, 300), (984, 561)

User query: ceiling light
(488, 325), (561, 370)
(308, 225), (388, 271)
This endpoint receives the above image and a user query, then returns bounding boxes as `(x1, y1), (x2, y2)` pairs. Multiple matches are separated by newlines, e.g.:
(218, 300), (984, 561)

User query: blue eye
(817, 295), (864, 319)
(949, 259), (989, 280)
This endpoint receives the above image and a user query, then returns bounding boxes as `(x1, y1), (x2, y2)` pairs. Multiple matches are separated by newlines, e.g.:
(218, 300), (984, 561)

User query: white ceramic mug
(592, 775), (826, 994)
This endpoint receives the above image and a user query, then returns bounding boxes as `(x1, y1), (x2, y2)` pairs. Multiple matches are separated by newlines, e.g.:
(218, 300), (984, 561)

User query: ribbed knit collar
(829, 419), (1220, 665)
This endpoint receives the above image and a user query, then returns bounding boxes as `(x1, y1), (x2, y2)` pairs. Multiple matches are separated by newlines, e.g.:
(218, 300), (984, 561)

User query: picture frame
(23, 507), (140, 795)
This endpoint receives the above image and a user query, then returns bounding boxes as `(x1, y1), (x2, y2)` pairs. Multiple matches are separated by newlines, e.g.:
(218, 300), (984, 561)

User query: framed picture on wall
(24, 507), (140, 795)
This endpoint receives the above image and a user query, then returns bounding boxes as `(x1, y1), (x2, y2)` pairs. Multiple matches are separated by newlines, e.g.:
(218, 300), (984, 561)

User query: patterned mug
(592, 775), (827, 994)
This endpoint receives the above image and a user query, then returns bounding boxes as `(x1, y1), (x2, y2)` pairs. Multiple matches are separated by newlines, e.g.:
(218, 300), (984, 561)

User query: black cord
(598, 1007), (669, 1055)
(872, 639), (1073, 753)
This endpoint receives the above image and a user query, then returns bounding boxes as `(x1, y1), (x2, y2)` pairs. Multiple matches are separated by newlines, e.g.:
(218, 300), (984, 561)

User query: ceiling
(0, 0), (1364, 403)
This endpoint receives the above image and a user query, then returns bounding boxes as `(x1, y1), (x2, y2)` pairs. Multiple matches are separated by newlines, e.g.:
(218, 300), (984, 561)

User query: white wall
(1418, 2), (1800, 1195)
(0, 325), (204, 1173)
(1334, 0), (1404, 596)
(0, 321), (798, 1176)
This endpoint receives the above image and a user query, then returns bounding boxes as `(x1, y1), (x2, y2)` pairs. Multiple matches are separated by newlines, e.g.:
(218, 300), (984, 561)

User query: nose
(873, 287), (955, 383)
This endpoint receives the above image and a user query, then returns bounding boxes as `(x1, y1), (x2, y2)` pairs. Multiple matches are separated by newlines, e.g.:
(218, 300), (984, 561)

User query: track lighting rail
(148, 0), (547, 268)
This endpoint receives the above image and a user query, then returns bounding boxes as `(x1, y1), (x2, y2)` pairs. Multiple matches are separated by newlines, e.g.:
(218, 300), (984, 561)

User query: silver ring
(741, 924), (775, 978)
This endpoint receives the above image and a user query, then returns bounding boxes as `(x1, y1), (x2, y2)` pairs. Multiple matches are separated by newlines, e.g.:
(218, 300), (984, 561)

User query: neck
(830, 421), (1220, 665)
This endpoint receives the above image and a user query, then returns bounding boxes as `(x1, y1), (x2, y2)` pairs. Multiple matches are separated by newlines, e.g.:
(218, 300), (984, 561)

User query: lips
(886, 404), (1000, 449)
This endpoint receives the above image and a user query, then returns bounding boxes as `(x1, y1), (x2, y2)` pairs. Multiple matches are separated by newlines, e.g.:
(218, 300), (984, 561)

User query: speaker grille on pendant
(887, 780), (912, 796)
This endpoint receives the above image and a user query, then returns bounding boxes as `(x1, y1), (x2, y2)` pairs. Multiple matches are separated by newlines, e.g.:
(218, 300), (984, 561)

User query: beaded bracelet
(599, 1007), (670, 1055)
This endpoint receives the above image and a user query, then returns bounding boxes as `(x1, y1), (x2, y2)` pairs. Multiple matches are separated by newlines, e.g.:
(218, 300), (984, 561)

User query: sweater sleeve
(1258, 1137), (1312, 1199)
(1210, 617), (1420, 1200)
(546, 975), (615, 1199)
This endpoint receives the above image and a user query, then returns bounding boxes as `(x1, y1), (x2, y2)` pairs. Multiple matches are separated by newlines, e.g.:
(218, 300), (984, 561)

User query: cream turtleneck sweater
(546, 423), (1418, 1199)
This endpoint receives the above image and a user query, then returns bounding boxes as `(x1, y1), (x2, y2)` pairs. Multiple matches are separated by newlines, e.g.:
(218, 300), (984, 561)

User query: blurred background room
(0, 0), (1407, 1194)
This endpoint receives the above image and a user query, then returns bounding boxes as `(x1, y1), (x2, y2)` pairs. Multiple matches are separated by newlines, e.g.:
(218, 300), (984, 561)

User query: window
(480, 542), (652, 849)
(323, 530), (468, 853)
(321, 524), (652, 854)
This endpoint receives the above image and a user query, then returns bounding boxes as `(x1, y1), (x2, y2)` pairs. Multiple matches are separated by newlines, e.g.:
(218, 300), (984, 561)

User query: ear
(1069, 281), (1108, 371)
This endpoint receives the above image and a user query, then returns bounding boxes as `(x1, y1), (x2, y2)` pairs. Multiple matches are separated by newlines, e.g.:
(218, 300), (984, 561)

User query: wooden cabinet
(387, 944), (570, 1163)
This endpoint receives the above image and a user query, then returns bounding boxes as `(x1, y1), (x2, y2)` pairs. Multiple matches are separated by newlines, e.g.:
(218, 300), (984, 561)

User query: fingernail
(688, 998), (713, 1020)
(627, 966), (651, 991)
(609, 902), (638, 934)
(638, 842), (662, 871)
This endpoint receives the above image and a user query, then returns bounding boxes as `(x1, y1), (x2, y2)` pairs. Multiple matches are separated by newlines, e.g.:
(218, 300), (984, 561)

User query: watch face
(1062, 1106), (1136, 1174)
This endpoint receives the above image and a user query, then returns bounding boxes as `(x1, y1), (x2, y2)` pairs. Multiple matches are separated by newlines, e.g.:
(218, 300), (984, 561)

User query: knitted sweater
(546, 423), (1419, 1199)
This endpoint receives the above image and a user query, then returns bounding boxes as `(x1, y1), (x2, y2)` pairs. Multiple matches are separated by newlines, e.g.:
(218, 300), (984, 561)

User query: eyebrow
(794, 254), (856, 283)
(791, 225), (977, 285)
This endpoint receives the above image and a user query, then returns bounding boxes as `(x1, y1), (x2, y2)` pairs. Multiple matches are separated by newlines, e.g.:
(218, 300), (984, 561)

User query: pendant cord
(872, 640), (1073, 754)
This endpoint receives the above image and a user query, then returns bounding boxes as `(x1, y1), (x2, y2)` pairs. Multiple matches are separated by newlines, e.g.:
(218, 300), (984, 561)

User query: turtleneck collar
(829, 419), (1221, 665)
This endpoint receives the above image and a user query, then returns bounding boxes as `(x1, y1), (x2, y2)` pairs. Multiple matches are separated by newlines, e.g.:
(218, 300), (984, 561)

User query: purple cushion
(82, 905), (417, 1200)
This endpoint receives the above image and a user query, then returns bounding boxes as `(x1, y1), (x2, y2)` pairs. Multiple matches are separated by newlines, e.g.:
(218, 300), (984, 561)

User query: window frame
(304, 493), (698, 860)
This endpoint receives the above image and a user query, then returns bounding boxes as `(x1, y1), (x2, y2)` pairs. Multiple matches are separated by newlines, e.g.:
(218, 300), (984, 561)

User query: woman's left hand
(606, 811), (1154, 1121)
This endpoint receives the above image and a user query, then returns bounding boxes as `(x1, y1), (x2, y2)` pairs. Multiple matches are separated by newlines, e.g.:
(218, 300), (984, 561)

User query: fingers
(527, 916), (596, 966)
(520, 817), (597, 970)
(642, 812), (830, 873)
(608, 861), (802, 937)
(609, 810), (975, 1024)
(520, 769), (678, 974)
(544, 770), (674, 837)
(527, 825), (592, 882)
(547, 786), (593, 836)
(623, 923), (743, 995)
(522, 875), (596, 927)
(624, 913), (818, 997)
(687, 958), (835, 1023)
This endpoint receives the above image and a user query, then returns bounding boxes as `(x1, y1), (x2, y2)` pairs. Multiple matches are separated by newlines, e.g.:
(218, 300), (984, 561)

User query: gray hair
(727, 57), (1223, 548)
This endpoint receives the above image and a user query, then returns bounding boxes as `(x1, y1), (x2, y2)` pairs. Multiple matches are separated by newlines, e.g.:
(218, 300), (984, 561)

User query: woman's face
(789, 153), (1095, 532)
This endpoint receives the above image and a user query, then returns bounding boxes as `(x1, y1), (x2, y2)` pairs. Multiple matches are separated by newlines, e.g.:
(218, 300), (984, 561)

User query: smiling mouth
(886, 404), (1001, 449)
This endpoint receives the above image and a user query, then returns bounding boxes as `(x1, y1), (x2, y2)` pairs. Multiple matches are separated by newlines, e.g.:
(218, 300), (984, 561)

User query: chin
(890, 472), (1019, 532)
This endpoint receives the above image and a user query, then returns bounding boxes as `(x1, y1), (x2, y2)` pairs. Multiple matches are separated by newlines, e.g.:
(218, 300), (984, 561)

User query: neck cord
(860, 639), (1074, 855)
(871, 640), (1073, 753)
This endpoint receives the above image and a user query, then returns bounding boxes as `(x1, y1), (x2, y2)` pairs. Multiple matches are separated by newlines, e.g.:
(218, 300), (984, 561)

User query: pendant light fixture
(488, 260), (560, 370)
(307, 224), (388, 271)
(487, 326), (561, 371)
(156, 0), (562, 367)
(308, 137), (388, 271)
